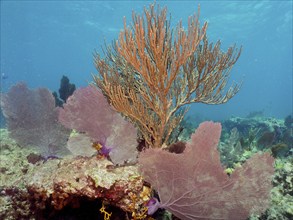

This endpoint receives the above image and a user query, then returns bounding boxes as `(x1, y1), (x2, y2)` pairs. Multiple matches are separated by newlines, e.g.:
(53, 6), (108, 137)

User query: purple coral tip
(147, 197), (161, 215)
(100, 145), (112, 157)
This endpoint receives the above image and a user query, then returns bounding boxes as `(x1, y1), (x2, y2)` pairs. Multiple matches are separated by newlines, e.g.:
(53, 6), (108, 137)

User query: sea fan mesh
(139, 121), (274, 220)
(59, 86), (138, 165)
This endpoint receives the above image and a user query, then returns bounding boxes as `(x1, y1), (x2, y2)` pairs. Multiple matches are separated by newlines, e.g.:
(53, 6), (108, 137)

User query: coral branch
(93, 4), (241, 148)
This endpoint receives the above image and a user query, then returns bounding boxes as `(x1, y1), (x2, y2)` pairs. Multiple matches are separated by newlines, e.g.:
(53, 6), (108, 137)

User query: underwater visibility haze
(0, 1), (292, 220)
(1, 1), (292, 120)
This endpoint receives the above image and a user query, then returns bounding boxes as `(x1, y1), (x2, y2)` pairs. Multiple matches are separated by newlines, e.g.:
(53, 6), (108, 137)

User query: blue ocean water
(1, 1), (292, 120)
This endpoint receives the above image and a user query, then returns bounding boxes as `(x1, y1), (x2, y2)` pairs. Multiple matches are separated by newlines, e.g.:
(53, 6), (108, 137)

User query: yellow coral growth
(100, 202), (112, 220)
(126, 186), (154, 220)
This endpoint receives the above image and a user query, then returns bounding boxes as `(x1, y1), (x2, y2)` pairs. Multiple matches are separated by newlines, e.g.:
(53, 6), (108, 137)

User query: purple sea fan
(58, 85), (138, 165)
(138, 121), (275, 220)
(0, 83), (70, 156)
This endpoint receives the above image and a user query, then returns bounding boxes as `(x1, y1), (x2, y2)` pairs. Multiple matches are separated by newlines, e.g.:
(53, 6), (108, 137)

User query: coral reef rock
(0, 130), (148, 219)
(25, 156), (146, 211)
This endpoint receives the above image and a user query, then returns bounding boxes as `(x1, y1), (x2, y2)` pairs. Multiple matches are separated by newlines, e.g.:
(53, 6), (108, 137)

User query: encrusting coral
(93, 4), (242, 148)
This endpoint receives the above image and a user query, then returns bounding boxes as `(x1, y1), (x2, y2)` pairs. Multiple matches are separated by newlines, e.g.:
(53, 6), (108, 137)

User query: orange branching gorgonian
(93, 4), (242, 148)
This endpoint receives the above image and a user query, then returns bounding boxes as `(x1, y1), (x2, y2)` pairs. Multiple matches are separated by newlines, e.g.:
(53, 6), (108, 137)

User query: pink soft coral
(139, 121), (274, 220)
(59, 86), (138, 165)
(1, 83), (70, 156)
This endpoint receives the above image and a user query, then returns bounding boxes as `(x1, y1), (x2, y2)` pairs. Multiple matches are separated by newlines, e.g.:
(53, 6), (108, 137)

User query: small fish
(1, 73), (8, 80)
(43, 155), (61, 163)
